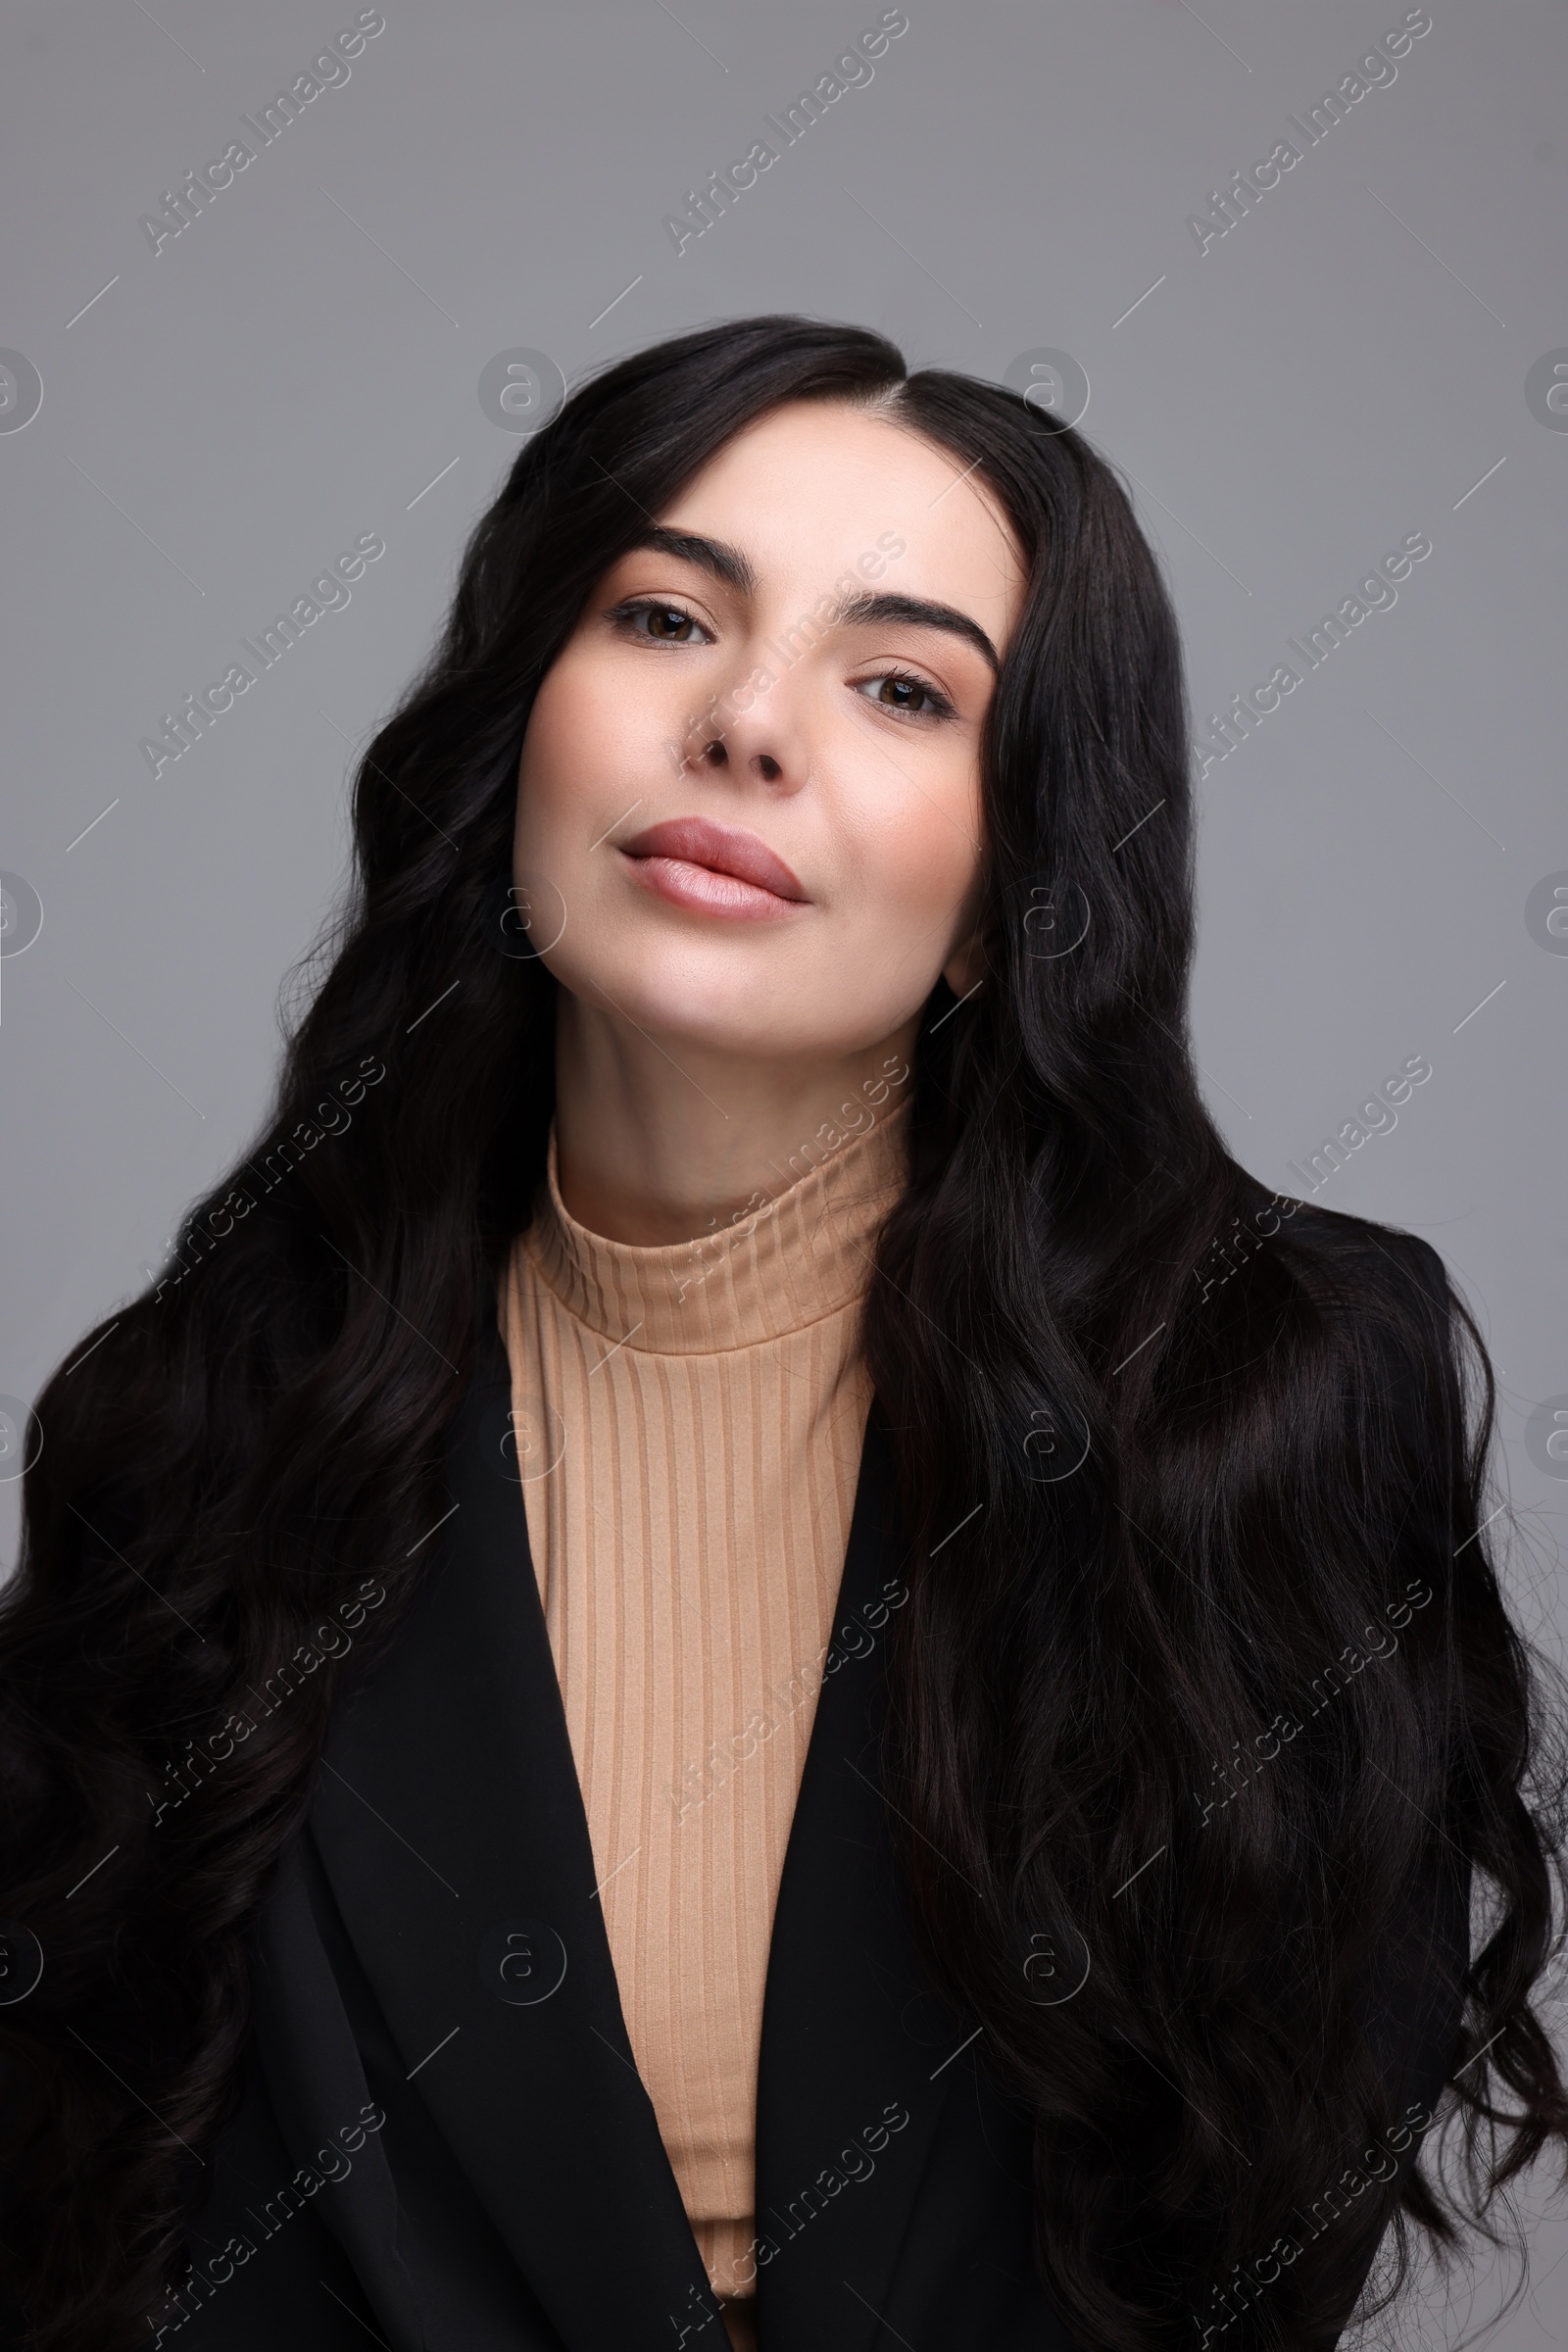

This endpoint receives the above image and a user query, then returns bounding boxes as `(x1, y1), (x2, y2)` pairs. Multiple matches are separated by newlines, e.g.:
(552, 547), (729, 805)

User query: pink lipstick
(617, 816), (808, 922)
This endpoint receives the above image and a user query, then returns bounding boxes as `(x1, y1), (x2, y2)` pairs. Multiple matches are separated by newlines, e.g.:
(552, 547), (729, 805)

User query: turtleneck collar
(518, 1095), (912, 1356)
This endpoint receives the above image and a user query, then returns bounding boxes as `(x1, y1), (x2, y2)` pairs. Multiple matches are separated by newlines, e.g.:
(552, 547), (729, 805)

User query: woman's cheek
(516, 662), (627, 854)
(876, 793), (982, 941)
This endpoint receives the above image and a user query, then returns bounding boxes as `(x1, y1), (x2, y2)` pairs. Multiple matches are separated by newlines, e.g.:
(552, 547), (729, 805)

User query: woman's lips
(617, 816), (808, 922)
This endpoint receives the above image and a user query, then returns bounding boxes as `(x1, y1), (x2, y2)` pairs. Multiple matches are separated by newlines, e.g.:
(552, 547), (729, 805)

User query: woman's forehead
(650, 399), (1027, 650)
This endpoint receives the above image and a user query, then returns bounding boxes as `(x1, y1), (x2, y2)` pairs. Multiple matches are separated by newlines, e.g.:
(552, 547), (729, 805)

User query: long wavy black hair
(2, 316), (1563, 2351)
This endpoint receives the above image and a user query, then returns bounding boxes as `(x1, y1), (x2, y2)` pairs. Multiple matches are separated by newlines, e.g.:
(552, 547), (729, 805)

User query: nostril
(757, 755), (781, 782)
(703, 739), (728, 767)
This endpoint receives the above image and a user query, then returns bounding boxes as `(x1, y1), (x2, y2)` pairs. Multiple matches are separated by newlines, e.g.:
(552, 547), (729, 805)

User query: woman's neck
(549, 991), (919, 1245)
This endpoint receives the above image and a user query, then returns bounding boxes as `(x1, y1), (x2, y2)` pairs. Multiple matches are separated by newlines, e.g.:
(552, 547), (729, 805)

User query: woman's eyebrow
(831, 590), (999, 675)
(621, 525), (757, 596)
(620, 529), (1000, 673)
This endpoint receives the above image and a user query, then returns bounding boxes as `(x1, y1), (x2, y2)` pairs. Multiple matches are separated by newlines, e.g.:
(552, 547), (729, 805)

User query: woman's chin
(557, 962), (864, 1066)
(604, 996), (805, 1060)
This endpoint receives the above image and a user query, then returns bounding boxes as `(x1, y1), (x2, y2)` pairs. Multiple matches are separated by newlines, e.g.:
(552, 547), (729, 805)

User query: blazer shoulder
(1382, 1226), (1449, 1316)
(1257, 1209), (1460, 1472)
(1269, 1200), (1450, 1332)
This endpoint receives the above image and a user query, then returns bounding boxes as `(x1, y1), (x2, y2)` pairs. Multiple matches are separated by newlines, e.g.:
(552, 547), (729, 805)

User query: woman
(1, 316), (1562, 2352)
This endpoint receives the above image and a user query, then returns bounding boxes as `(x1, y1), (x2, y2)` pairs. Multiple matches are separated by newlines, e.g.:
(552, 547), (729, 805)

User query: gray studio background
(2, 0), (1565, 2339)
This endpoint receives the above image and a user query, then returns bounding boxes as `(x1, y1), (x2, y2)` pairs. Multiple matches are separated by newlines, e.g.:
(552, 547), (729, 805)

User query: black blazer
(158, 1308), (1460, 2352)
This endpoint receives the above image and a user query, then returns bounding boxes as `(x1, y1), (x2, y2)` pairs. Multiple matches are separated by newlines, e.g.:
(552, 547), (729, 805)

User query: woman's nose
(675, 670), (803, 793)
(689, 733), (783, 785)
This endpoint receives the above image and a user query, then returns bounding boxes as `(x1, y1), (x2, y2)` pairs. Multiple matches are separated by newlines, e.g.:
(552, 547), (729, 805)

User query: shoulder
(1253, 1196), (1452, 1373)
(1216, 1192), (1461, 1468)
(1262, 1192), (1446, 1311)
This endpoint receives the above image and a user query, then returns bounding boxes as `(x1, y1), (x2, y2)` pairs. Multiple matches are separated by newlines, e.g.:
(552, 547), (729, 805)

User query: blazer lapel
(309, 1309), (723, 2352)
(755, 1410), (972, 2352)
(248, 1831), (428, 2350)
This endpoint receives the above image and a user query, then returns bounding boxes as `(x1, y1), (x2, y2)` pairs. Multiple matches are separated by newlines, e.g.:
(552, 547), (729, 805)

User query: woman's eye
(612, 599), (711, 646)
(856, 668), (956, 721)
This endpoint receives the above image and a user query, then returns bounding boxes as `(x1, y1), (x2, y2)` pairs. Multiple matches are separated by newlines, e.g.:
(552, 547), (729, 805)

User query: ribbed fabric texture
(498, 1096), (911, 2307)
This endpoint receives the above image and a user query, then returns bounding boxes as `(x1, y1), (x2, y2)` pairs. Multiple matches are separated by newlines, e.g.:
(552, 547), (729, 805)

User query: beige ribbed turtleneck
(498, 1089), (911, 2316)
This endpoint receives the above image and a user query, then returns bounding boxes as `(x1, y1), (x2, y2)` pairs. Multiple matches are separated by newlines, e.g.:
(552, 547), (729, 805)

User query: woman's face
(513, 397), (1026, 1065)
